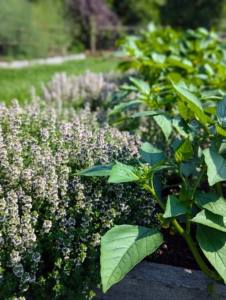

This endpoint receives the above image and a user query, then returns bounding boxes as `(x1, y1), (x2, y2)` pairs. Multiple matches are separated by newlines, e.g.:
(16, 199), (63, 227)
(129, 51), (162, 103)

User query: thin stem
(191, 166), (206, 197)
(195, 119), (211, 136)
(178, 165), (188, 190)
(185, 209), (191, 234)
(145, 179), (222, 282)
(144, 183), (165, 212)
(182, 231), (222, 281)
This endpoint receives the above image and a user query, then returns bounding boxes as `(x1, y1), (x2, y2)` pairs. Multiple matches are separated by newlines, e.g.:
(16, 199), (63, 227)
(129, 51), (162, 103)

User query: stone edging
(93, 261), (226, 300)
(0, 53), (86, 69)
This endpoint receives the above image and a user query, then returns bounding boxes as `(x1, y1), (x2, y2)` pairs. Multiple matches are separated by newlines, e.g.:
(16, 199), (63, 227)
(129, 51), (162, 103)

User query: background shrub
(158, 0), (225, 30)
(0, 0), (72, 59)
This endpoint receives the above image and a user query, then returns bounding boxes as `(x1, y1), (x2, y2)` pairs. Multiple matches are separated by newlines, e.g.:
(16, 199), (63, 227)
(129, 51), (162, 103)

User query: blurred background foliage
(0, 0), (226, 60)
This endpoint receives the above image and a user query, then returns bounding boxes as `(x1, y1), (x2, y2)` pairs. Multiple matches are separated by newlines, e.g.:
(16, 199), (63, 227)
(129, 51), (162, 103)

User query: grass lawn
(0, 57), (119, 106)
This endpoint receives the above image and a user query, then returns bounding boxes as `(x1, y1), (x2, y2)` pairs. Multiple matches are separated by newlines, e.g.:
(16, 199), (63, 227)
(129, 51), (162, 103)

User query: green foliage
(116, 24), (226, 90)
(79, 26), (226, 294)
(0, 0), (37, 59)
(105, 0), (161, 26)
(0, 0), (72, 59)
(31, 0), (72, 56)
(158, 0), (225, 30)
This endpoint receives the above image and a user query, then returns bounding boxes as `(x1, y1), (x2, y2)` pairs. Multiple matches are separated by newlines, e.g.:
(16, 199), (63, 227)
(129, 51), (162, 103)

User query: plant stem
(191, 166), (206, 197)
(181, 230), (222, 281)
(145, 181), (222, 282)
(144, 184), (166, 212)
(185, 209), (191, 234)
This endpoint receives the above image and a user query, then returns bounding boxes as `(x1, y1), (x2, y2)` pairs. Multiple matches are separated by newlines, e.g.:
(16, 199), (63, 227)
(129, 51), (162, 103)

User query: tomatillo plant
(77, 81), (226, 293)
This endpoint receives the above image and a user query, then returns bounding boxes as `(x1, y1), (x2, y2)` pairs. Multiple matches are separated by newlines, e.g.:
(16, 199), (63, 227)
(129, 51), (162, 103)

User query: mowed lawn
(0, 57), (119, 106)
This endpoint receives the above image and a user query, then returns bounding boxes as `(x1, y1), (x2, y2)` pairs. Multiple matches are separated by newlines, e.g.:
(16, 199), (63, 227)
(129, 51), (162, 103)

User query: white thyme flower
(13, 264), (24, 277)
(42, 220), (52, 233)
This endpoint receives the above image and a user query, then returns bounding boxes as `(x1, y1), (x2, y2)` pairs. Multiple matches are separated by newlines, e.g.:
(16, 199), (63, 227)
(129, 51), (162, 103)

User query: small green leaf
(108, 163), (139, 183)
(172, 117), (191, 137)
(119, 85), (139, 92)
(217, 96), (226, 127)
(108, 100), (142, 116)
(101, 225), (163, 293)
(163, 195), (188, 218)
(203, 106), (217, 116)
(178, 101), (195, 120)
(109, 117), (127, 124)
(149, 165), (174, 175)
(192, 210), (226, 232)
(77, 163), (114, 177)
(195, 192), (226, 217)
(196, 225), (226, 282)
(108, 90), (130, 105)
(153, 174), (162, 199)
(175, 137), (193, 163)
(129, 77), (150, 95)
(129, 110), (163, 119)
(180, 163), (196, 178)
(203, 148), (226, 186)
(139, 142), (165, 166)
(153, 114), (172, 140)
(201, 89), (223, 99)
(172, 138), (182, 152)
(204, 63), (214, 76)
(171, 80), (207, 124)
(216, 125), (226, 137)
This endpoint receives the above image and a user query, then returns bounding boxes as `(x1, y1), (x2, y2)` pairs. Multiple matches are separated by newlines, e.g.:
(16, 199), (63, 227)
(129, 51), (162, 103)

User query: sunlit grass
(0, 57), (119, 106)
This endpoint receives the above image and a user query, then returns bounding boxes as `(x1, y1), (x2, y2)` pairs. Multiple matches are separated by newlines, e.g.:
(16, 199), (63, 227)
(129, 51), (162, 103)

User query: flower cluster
(0, 73), (156, 300)
(41, 70), (131, 111)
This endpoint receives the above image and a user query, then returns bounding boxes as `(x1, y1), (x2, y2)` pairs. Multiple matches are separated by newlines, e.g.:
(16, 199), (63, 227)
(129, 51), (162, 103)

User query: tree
(65, 0), (120, 50)
(105, 0), (161, 26)
(158, 0), (225, 30)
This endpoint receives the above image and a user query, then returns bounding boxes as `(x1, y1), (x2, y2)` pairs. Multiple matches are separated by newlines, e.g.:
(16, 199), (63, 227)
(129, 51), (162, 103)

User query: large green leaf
(171, 80), (207, 124)
(108, 163), (139, 183)
(192, 210), (226, 232)
(216, 125), (226, 137)
(153, 114), (172, 140)
(163, 195), (188, 218)
(203, 148), (226, 186)
(76, 163), (114, 177)
(101, 225), (163, 293)
(108, 100), (142, 116)
(195, 192), (226, 217)
(196, 225), (226, 282)
(217, 96), (226, 128)
(139, 142), (165, 166)
(174, 137), (193, 163)
(129, 77), (150, 95)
